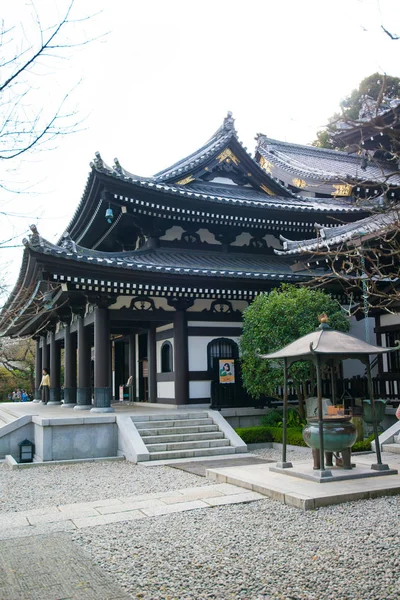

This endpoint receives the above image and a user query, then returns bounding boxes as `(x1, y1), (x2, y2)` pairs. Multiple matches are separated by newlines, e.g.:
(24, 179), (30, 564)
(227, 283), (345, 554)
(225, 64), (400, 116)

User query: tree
(240, 285), (349, 417)
(0, 1), (97, 170)
(313, 73), (400, 149)
(0, 337), (35, 399)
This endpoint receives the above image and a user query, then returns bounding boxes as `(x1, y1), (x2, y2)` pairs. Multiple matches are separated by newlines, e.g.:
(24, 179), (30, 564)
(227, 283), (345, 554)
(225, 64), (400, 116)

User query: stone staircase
(0, 405), (18, 427)
(131, 411), (238, 461)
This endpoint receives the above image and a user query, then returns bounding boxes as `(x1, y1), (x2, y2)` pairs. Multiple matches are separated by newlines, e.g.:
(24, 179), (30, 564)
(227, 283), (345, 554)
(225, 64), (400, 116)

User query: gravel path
(252, 445), (312, 462)
(0, 460), (212, 513)
(2, 451), (400, 599)
(73, 495), (400, 600)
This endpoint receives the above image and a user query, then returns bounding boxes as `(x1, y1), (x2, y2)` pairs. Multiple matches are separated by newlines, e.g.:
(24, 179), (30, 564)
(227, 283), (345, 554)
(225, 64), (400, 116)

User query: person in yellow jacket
(39, 368), (50, 405)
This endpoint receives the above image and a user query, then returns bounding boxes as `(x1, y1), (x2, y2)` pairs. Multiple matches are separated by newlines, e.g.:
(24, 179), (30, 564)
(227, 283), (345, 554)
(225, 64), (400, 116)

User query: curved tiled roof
(276, 210), (397, 255)
(30, 237), (318, 281)
(256, 136), (400, 186)
(154, 113), (236, 181)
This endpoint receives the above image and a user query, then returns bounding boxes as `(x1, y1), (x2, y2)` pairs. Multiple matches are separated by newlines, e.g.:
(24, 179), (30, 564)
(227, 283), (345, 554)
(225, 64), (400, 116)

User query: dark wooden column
(92, 306), (113, 412)
(75, 315), (92, 410)
(41, 334), (49, 374)
(174, 310), (189, 405)
(62, 324), (77, 407)
(49, 330), (62, 404)
(147, 326), (157, 403)
(128, 334), (136, 403)
(33, 338), (42, 401)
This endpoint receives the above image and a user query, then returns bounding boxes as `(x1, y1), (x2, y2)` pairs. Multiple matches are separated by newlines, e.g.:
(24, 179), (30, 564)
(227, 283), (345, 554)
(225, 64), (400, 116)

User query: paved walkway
(0, 533), (131, 600)
(0, 483), (263, 541)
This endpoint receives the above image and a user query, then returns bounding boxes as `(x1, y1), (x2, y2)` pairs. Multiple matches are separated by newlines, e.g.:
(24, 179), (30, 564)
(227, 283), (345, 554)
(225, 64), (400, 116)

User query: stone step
(131, 412), (208, 423)
(139, 424), (219, 437)
(149, 446), (237, 461)
(382, 443), (400, 454)
(147, 439), (231, 452)
(135, 418), (213, 430)
(0, 409), (17, 425)
(143, 431), (225, 444)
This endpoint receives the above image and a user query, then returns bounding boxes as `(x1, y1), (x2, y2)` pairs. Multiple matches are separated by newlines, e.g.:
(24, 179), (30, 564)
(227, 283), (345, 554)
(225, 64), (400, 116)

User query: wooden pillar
(92, 306), (113, 412)
(147, 326), (157, 403)
(41, 334), (49, 373)
(62, 324), (77, 407)
(75, 315), (92, 410)
(128, 334), (136, 403)
(174, 310), (189, 405)
(33, 338), (42, 401)
(49, 331), (62, 404)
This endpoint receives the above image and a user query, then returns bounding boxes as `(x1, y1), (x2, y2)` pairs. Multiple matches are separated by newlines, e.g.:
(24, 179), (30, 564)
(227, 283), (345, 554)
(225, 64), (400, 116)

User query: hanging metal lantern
(105, 206), (114, 224)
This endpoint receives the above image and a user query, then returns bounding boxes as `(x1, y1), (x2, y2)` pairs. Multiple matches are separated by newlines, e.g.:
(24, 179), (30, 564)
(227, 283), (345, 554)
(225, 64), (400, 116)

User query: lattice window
(207, 337), (239, 371)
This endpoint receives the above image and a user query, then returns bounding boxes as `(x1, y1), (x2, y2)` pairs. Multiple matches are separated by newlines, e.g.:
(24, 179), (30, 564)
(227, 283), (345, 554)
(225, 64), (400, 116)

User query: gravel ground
(73, 495), (400, 600)
(252, 446), (312, 462)
(2, 449), (400, 599)
(0, 460), (212, 513)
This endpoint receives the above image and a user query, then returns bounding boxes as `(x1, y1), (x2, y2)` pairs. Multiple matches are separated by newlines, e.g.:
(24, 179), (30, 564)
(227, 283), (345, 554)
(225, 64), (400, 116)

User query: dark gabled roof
(154, 113), (237, 182)
(276, 210), (397, 255)
(30, 235), (319, 281)
(256, 135), (400, 188)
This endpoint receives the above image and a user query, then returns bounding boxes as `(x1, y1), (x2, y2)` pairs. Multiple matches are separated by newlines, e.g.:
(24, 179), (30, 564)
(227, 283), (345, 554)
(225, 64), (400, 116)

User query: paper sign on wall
(219, 359), (235, 384)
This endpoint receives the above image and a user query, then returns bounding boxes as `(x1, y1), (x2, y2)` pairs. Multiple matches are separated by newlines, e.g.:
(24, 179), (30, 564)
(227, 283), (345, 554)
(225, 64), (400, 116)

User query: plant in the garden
(240, 284), (349, 417)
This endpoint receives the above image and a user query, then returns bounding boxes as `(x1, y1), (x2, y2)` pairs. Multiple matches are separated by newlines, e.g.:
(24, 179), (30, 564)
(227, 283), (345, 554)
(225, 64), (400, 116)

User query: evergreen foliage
(240, 285), (349, 414)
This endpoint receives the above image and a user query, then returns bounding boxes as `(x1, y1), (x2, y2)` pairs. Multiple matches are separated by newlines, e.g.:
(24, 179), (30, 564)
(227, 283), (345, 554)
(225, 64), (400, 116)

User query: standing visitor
(39, 368), (50, 405)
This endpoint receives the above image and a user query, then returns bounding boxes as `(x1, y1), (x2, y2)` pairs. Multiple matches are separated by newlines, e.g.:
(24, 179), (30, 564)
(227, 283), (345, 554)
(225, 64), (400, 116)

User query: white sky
(1, 0), (399, 292)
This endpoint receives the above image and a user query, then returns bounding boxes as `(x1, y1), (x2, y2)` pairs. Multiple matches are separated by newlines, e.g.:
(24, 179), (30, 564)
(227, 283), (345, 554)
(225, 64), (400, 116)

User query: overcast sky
(1, 0), (399, 291)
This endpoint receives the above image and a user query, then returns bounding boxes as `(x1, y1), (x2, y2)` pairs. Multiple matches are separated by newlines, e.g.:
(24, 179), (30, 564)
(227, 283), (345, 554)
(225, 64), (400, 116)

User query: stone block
(72, 510), (145, 529)
(202, 492), (263, 507)
(140, 500), (207, 517)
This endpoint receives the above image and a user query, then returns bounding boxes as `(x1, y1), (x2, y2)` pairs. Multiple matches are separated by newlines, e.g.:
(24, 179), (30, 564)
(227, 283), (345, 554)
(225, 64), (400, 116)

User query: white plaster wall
(197, 229), (221, 244)
(265, 234), (283, 249)
(160, 226), (184, 241)
(188, 335), (241, 371)
(211, 177), (237, 186)
(186, 300), (248, 313)
(156, 324), (174, 333)
(380, 313), (400, 326)
(188, 321), (243, 328)
(157, 381), (175, 399)
(189, 381), (211, 399)
(156, 337), (174, 372)
(109, 296), (175, 311)
(342, 316), (377, 378)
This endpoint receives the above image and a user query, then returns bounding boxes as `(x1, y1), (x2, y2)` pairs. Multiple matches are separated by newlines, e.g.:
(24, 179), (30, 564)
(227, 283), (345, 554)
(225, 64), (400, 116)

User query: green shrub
(235, 427), (274, 444)
(260, 408), (306, 430)
(352, 434), (374, 452)
(235, 427), (373, 450)
(260, 410), (283, 427)
(235, 426), (307, 446)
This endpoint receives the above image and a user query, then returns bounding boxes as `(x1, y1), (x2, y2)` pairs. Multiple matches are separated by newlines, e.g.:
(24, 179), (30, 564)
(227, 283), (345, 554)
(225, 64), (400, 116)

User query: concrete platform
(206, 452), (400, 510)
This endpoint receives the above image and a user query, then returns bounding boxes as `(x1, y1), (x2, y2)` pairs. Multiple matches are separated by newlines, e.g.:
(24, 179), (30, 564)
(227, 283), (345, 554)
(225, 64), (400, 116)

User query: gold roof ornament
(292, 177), (307, 189)
(176, 175), (195, 185)
(331, 183), (352, 197)
(216, 148), (240, 166)
(259, 155), (273, 174)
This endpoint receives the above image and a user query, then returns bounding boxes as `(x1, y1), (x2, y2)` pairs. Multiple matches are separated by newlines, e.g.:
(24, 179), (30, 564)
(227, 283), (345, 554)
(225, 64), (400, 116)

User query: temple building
(0, 113), (374, 412)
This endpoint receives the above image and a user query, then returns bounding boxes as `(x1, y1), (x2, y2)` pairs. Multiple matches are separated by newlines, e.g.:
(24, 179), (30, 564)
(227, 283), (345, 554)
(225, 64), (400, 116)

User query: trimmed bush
(352, 434), (374, 453)
(260, 410), (283, 427)
(236, 426), (374, 451)
(235, 427), (274, 444)
(235, 426), (307, 446)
